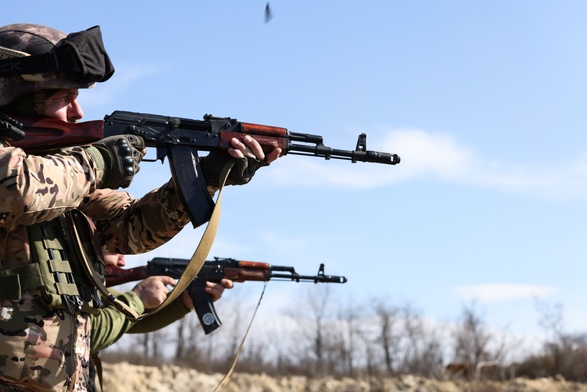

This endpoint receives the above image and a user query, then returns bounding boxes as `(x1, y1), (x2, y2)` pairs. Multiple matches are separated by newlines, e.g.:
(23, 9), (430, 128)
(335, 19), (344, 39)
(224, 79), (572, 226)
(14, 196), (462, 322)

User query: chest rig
(0, 209), (104, 315)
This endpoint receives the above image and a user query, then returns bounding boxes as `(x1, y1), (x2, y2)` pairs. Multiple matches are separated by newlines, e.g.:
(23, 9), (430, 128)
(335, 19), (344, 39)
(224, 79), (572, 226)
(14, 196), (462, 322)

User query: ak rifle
(105, 256), (347, 334)
(2, 110), (400, 226)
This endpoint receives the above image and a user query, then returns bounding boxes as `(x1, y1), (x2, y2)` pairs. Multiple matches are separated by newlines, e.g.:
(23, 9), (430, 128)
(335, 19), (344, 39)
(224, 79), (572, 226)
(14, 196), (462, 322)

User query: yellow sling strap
(70, 160), (235, 321)
(66, 211), (141, 320)
(137, 159), (235, 320)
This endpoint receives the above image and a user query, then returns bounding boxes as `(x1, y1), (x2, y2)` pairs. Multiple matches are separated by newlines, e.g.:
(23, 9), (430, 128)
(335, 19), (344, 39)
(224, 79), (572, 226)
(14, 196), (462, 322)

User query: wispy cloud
(384, 128), (587, 199)
(260, 127), (587, 200)
(454, 283), (556, 303)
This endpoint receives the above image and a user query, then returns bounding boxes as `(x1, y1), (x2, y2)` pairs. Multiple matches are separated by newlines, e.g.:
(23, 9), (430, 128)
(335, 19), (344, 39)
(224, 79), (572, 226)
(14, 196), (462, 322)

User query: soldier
(87, 252), (234, 392)
(0, 23), (280, 391)
(91, 251), (233, 353)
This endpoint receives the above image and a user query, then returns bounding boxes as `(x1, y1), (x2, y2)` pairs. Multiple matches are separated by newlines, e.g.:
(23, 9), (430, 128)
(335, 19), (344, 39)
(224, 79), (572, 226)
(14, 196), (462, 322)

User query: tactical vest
(0, 209), (104, 315)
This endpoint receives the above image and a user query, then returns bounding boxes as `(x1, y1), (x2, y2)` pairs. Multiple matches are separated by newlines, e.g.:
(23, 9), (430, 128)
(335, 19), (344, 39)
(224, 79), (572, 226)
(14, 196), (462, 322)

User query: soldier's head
(0, 23), (114, 121)
(102, 251), (126, 267)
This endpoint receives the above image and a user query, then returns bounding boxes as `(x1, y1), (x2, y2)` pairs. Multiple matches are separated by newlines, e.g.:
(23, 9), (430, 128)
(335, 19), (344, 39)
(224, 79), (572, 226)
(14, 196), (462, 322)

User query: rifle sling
(68, 161), (234, 322)
(136, 159), (235, 321)
(65, 211), (141, 320)
(213, 281), (267, 392)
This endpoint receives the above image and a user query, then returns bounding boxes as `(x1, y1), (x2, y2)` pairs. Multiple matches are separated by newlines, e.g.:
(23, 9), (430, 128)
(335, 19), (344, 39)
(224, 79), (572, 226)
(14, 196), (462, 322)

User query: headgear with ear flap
(0, 23), (115, 106)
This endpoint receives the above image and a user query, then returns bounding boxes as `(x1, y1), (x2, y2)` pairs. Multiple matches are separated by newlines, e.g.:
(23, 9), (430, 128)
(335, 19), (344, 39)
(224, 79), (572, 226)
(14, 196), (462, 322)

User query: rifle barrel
(270, 273), (347, 283)
(288, 143), (399, 164)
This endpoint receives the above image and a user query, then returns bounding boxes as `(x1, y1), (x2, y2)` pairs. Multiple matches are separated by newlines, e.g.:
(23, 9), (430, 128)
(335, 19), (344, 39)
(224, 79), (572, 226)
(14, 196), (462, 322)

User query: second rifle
(105, 256), (347, 334)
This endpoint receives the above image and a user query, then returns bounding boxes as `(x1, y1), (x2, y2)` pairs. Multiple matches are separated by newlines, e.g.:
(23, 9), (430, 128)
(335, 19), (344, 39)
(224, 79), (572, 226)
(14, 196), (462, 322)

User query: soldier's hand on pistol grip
(86, 135), (146, 189)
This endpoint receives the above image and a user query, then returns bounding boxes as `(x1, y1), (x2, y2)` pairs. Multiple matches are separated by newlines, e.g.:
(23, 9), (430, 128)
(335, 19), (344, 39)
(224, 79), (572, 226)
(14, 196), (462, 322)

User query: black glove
(86, 135), (145, 189)
(199, 151), (269, 187)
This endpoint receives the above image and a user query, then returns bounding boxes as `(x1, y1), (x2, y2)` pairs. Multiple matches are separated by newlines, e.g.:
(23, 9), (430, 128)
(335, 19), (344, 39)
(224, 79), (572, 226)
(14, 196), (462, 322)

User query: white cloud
(382, 129), (474, 179)
(260, 126), (587, 200)
(454, 283), (556, 303)
(380, 128), (587, 200)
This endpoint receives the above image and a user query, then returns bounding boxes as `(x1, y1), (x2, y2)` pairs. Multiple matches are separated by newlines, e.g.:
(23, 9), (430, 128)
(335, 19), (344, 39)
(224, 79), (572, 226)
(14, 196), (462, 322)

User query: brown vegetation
(100, 362), (587, 392)
(99, 290), (587, 390)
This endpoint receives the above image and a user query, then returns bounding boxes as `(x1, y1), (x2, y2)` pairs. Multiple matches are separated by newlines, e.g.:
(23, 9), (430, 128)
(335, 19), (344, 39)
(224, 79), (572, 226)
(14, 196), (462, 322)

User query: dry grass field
(101, 362), (587, 392)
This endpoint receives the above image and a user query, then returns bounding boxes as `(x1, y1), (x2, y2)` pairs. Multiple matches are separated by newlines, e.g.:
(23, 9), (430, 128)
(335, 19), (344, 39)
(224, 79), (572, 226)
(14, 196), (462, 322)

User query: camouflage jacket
(0, 141), (193, 391)
(0, 142), (192, 270)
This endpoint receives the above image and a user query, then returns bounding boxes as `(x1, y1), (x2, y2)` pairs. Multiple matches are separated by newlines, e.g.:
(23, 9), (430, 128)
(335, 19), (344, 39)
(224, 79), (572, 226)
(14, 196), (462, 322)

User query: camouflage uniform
(0, 21), (262, 392)
(0, 140), (191, 391)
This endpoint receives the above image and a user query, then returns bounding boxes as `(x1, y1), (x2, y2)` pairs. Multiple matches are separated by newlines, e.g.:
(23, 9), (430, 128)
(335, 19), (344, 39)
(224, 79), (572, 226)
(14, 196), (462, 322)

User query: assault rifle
(105, 256), (347, 334)
(2, 111), (400, 226)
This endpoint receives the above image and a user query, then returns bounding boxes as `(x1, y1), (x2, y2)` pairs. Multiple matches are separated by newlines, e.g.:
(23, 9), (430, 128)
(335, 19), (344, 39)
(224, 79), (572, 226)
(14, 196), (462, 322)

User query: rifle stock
(105, 266), (148, 287)
(6, 115), (104, 152)
(105, 256), (347, 334)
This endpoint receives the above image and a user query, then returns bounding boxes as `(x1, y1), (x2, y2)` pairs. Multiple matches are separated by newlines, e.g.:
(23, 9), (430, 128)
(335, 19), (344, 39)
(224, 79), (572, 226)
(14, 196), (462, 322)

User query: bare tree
(130, 328), (169, 364)
(335, 296), (364, 377)
(372, 297), (401, 376)
(451, 302), (505, 371)
(415, 329), (445, 378)
(536, 298), (565, 340)
(400, 303), (426, 374)
(283, 285), (335, 377)
(174, 312), (206, 364)
(529, 299), (587, 380)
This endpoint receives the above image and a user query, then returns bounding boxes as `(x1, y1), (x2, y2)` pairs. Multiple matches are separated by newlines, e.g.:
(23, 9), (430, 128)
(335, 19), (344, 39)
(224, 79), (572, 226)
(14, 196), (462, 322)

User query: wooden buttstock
(105, 266), (149, 287)
(7, 114), (104, 152)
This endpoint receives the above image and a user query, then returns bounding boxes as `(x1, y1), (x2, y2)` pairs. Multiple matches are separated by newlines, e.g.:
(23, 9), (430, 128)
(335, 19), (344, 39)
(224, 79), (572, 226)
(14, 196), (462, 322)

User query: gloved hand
(85, 135), (145, 189)
(199, 151), (269, 187)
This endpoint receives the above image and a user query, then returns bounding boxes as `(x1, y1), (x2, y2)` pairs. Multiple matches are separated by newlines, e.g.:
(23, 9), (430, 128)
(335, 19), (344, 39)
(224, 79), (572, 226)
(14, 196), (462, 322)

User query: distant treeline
(101, 286), (587, 381)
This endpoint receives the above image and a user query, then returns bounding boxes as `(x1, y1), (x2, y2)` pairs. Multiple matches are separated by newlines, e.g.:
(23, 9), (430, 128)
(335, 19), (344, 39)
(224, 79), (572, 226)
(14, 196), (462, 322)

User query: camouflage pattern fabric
(0, 145), (103, 237)
(0, 24), (95, 107)
(82, 182), (191, 254)
(0, 141), (193, 391)
(0, 291), (91, 391)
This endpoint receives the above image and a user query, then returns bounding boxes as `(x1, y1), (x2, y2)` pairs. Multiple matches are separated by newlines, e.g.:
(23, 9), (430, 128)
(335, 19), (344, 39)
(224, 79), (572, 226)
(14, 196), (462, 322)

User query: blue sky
(5, 2), (587, 347)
